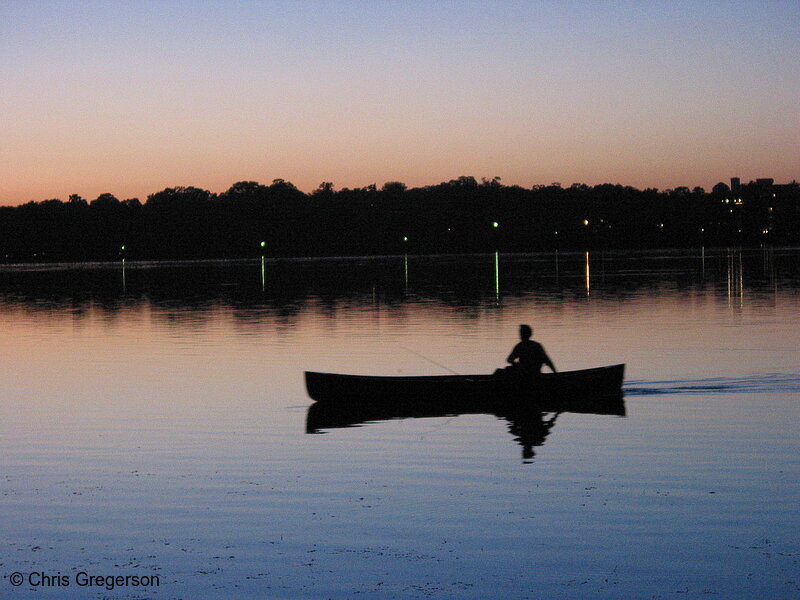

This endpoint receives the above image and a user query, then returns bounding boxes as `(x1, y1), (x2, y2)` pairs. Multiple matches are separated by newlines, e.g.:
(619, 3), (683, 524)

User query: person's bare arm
(506, 345), (519, 365)
(543, 349), (557, 372)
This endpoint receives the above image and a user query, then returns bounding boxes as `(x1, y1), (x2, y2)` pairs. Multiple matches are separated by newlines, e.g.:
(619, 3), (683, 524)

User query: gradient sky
(2, 0), (798, 205)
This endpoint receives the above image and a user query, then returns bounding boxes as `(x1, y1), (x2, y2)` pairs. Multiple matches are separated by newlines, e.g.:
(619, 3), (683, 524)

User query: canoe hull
(304, 364), (625, 409)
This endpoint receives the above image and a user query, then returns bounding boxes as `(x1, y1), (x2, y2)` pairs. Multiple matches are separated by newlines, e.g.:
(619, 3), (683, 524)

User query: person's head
(519, 324), (532, 340)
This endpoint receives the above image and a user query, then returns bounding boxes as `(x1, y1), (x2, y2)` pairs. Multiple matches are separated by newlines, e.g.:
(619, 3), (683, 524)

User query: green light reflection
(494, 251), (500, 302)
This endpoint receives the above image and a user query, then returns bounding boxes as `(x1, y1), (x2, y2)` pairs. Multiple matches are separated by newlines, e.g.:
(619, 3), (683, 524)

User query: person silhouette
(506, 324), (557, 375)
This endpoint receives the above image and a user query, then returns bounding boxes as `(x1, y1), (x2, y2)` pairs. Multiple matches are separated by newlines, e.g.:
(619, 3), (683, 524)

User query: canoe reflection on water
(305, 389), (626, 462)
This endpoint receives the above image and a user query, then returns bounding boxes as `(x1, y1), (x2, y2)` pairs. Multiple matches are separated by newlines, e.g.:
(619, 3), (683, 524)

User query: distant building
(725, 177), (797, 202)
(712, 182), (730, 197)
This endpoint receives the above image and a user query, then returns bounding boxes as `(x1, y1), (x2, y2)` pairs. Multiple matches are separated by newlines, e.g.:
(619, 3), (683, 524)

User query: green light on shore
(260, 241), (266, 248)
(403, 236), (409, 242)
(121, 245), (126, 251)
(492, 221), (499, 228)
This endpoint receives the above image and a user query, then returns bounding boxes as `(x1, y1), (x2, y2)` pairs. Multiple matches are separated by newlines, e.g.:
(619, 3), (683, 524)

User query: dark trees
(1, 177), (797, 262)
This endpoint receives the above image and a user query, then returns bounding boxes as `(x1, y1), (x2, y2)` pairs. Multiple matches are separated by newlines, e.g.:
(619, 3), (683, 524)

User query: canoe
(304, 363), (625, 407)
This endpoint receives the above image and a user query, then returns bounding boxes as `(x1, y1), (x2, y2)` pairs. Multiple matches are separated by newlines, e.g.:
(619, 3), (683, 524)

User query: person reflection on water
(506, 324), (557, 375)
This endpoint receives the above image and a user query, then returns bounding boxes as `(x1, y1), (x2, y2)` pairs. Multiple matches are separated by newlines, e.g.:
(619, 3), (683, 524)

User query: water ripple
(625, 373), (800, 396)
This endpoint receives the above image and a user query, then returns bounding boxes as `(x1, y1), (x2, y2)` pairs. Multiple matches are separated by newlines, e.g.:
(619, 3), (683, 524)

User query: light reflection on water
(0, 249), (798, 599)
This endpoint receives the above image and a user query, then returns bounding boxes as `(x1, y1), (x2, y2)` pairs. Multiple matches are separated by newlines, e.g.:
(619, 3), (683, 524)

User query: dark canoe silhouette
(304, 364), (625, 408)
(304, 365), (625, 461)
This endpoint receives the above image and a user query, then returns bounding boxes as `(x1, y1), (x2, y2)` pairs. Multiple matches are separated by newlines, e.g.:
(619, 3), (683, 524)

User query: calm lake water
(1, 249), (798, 599)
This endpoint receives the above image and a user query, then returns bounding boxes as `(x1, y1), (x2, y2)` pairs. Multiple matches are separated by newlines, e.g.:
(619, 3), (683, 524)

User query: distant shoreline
(2, 177), (797, 261)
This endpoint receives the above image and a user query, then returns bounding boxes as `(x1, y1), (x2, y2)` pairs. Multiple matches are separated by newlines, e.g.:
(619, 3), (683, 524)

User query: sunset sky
(2, 0), (798, 205)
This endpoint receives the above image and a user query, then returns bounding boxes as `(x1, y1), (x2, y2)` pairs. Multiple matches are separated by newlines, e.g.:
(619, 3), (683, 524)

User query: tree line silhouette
(1, 176), (798, 261)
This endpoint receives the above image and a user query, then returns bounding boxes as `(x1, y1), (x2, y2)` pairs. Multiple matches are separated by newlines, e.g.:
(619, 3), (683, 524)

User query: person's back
(509, 339), (549, 374)
(506, 325), (556, 375)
